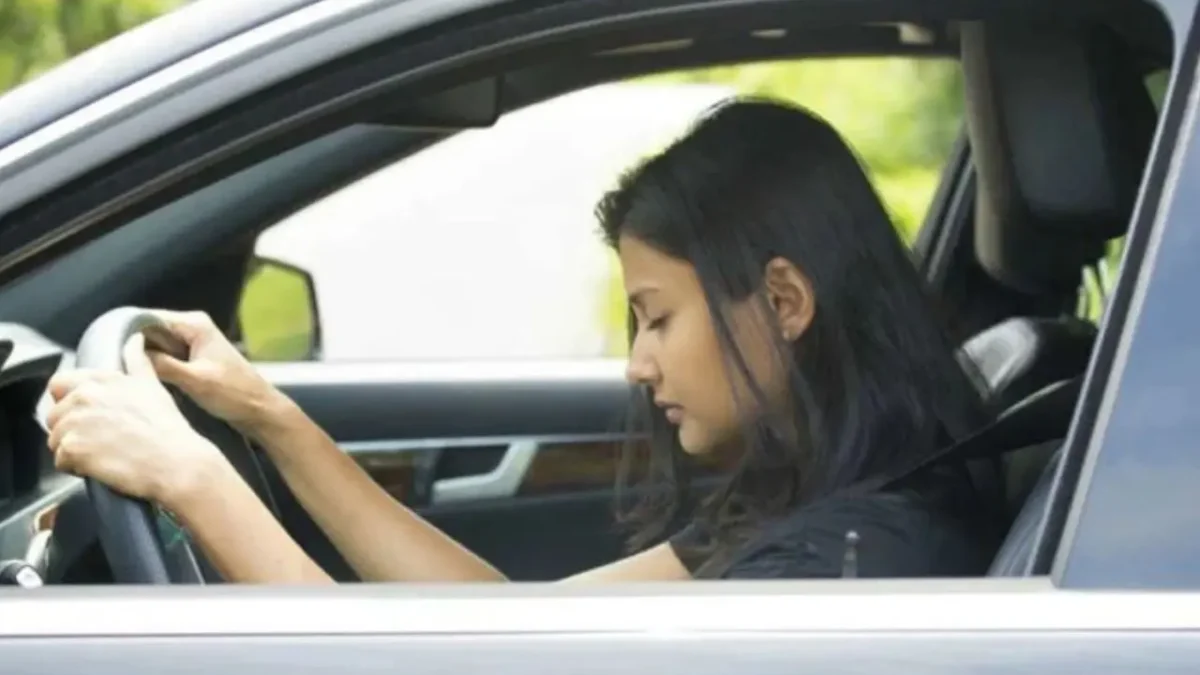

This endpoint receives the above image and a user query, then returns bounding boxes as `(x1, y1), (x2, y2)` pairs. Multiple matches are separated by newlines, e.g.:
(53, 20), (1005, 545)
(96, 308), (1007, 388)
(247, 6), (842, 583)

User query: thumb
(122, 333), (159, 381)
(147, 350), (195, 388)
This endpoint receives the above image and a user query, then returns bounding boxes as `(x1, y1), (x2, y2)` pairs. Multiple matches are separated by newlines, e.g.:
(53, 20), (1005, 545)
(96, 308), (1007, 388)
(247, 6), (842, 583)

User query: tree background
(600, 58), (964, 354)
(0, 0), (181, 89)
(0, 4), (968, 359)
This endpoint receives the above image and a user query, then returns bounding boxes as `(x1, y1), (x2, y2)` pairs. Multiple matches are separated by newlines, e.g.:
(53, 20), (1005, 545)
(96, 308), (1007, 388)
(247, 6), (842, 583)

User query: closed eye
(647, 314), (671, 331)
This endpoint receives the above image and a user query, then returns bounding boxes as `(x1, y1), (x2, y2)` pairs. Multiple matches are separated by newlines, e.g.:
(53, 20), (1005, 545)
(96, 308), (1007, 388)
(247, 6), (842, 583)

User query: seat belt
(847, 375), (1081, 497)
(702, 376), (1082, 579)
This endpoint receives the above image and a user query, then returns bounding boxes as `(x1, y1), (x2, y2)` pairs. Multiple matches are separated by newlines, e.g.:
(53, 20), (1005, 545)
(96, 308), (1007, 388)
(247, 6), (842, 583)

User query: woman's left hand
(45, 333), (224, 511)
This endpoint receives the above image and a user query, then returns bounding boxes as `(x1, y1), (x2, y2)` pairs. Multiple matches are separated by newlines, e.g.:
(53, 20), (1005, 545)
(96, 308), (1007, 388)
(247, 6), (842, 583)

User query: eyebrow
(627, 288), (658, 310)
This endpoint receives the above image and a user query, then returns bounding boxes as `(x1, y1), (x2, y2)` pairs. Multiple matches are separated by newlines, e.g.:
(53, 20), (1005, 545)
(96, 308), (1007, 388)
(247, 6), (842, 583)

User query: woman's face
(619, 235), (790, 456)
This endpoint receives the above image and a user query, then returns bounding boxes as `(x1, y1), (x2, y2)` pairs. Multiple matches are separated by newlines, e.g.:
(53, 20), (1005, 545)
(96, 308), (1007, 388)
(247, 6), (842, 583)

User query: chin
(676, 423), (712, 456)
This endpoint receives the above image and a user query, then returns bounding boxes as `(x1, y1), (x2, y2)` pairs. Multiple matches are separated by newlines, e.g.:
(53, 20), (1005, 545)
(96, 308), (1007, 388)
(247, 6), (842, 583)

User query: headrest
(961, 21), (1159, 295)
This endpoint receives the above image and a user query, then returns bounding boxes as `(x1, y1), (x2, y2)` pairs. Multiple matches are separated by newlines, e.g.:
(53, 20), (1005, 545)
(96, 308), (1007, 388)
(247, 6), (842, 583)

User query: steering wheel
(75, 307), (271, 585)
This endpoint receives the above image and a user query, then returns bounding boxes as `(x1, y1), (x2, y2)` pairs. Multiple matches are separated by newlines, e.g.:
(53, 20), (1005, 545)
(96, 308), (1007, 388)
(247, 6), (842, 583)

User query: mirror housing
(236, 256), (322, 362)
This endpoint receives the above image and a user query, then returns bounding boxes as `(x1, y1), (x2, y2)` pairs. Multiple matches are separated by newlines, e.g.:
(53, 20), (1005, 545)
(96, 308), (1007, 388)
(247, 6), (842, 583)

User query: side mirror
(236, 256), (322, 362)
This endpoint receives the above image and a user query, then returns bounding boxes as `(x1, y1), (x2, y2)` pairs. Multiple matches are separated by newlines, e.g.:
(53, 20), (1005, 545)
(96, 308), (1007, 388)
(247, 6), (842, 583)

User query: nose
(625, 332), (660, 386)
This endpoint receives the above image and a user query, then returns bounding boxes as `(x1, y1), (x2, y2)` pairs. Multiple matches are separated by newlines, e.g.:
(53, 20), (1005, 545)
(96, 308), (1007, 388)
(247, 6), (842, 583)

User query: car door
(258, 359), (634, 581)
(0, 0), (961, 585)
(0, 0), (1196, 673)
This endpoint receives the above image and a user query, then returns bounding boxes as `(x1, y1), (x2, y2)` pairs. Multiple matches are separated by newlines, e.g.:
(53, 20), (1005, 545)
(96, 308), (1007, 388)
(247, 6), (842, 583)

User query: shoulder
(717, 490), (995, 580)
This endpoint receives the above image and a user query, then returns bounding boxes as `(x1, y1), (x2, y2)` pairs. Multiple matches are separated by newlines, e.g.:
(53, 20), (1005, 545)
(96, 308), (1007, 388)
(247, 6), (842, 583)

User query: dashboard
(0, 323), (106, 584)
(0, 322), (280, 585)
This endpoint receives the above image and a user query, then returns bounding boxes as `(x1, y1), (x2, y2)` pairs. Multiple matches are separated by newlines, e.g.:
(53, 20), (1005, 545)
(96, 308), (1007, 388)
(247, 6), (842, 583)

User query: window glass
(242, 58), (964, 363)
(1076, 69), (1168, 324)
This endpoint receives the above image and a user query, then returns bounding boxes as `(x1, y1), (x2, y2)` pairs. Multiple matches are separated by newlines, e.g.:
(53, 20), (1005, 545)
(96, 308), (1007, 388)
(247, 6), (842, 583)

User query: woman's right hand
(147, 310), (284, 439)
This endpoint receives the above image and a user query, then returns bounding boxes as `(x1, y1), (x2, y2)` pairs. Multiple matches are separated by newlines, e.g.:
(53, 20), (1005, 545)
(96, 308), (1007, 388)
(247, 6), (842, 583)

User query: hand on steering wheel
(143, 310), (280, 440)
(46, 307), (268, 584)
(46, 332), (224, 510)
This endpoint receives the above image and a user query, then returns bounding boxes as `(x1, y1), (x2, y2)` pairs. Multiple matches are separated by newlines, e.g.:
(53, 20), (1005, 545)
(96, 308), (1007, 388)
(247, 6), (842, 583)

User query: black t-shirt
(669, 484), (999, 579)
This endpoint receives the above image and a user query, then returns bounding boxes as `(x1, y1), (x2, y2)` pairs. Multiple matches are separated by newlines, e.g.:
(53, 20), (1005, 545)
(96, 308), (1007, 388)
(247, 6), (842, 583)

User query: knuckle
(75, 381), (105, 403)
(56, 431), (79, 457)
(187, 311), (215, 328)
(54, 441), (85, 474)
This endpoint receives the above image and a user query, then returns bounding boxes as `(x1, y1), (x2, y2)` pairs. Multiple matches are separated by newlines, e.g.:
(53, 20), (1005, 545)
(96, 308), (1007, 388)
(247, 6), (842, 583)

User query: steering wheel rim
(75, 307), (192, 585)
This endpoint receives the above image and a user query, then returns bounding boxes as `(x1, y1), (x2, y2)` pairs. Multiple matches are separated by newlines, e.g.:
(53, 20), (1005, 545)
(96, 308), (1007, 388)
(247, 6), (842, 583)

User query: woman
(45, 98), (1003, 584)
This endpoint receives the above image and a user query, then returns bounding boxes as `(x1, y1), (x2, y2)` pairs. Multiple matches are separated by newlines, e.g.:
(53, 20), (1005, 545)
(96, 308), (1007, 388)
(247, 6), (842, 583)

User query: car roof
(0, 0), (319, 153)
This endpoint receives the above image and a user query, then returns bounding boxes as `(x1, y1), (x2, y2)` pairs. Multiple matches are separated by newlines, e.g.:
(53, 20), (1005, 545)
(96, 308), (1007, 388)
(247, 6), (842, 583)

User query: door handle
(430, 440), (538, 505)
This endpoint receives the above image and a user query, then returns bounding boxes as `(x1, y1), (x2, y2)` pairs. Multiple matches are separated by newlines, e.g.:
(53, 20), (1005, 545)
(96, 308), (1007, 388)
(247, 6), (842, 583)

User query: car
(0, 0), (1197, 671)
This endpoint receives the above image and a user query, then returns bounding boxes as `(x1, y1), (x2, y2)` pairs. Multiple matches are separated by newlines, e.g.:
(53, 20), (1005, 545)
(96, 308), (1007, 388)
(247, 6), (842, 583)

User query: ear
(762, 257), (815, 342)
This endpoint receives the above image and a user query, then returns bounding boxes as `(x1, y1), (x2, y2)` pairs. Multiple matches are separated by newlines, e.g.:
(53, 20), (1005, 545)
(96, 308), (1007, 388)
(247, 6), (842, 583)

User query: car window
(238, 57), (964, 364)
(1076, 69), (1168, 324)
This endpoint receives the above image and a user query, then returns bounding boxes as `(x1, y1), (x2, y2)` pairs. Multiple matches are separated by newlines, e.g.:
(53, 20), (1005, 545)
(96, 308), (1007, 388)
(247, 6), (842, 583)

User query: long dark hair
(597, 98), (993, 575)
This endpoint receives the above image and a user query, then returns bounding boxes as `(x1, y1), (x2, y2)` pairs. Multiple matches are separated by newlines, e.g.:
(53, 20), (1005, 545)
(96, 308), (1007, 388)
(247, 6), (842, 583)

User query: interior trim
(339, 432), (629, 455)
(431, 439), (538, 504)
(8, 577), (1200, 637)
(258, 359), (629, 386)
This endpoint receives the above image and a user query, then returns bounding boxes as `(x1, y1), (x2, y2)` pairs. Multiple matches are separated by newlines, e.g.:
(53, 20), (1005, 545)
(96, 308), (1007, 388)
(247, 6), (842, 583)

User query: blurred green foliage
(600, 58), (965, 355)
(0, 0), (180, 91)
(238, 261), (317, 362)
(640, 58), (963, 238)
(1074, 69), (1168, 326)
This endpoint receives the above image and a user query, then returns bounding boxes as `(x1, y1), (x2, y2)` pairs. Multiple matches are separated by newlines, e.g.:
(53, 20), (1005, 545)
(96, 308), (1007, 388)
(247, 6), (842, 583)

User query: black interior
(953, 18), (1160, 575)
(961, 316), (1098, 413)
(963, 19), (1160, 297)
(0, 0), (1176, 584)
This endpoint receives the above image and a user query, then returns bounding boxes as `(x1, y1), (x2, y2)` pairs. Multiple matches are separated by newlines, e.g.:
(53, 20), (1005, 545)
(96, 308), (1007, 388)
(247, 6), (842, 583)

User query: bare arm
(248, 392), (506, 582)
(130, 310), (689, 584)
(563, 542), (690, 583)
(172, 453), (333, 584)
(245, 391), (691, 583)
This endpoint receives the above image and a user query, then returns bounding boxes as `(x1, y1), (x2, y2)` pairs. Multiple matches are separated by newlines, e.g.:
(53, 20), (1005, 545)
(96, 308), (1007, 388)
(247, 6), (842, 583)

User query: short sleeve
(668, 522), (712, 575)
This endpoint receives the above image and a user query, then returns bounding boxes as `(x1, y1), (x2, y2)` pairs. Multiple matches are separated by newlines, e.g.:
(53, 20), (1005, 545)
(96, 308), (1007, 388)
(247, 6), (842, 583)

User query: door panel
(263, 361), (632, 441)
(257, 361), (634, 581)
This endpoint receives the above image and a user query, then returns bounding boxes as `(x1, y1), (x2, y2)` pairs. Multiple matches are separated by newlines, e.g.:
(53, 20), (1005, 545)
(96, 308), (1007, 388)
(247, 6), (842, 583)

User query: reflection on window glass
(1145, 69), (1169, 110)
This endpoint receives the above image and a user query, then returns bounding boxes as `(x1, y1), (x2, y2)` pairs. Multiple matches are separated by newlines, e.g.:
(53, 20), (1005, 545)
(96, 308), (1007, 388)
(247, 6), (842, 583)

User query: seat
(962, 20), (1158, 298)
(989, 448), (1061, 576)
(989, 376), (1082, 520)
(961, 316), (1096, 412)
(957, 313), (1095, 518)
(955, 19), (1159, 574)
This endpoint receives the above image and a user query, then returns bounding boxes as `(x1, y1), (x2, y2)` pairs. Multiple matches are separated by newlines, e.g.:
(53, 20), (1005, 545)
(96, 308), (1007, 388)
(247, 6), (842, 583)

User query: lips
(658, 403), (684, 425)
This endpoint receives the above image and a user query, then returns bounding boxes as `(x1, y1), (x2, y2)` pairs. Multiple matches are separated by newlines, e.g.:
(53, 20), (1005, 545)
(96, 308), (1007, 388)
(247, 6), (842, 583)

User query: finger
(147, 350), (194, 388)
(51, 430), (88, 478)
(123, 333), (158, 380)
(45, 397), (72, 435)
(52, 439), (77, 474)
(45, 381), (98, 433)
(150, 309), (214, 344)
(46, 406), (82, 456)
(47, 369), (119, 401)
